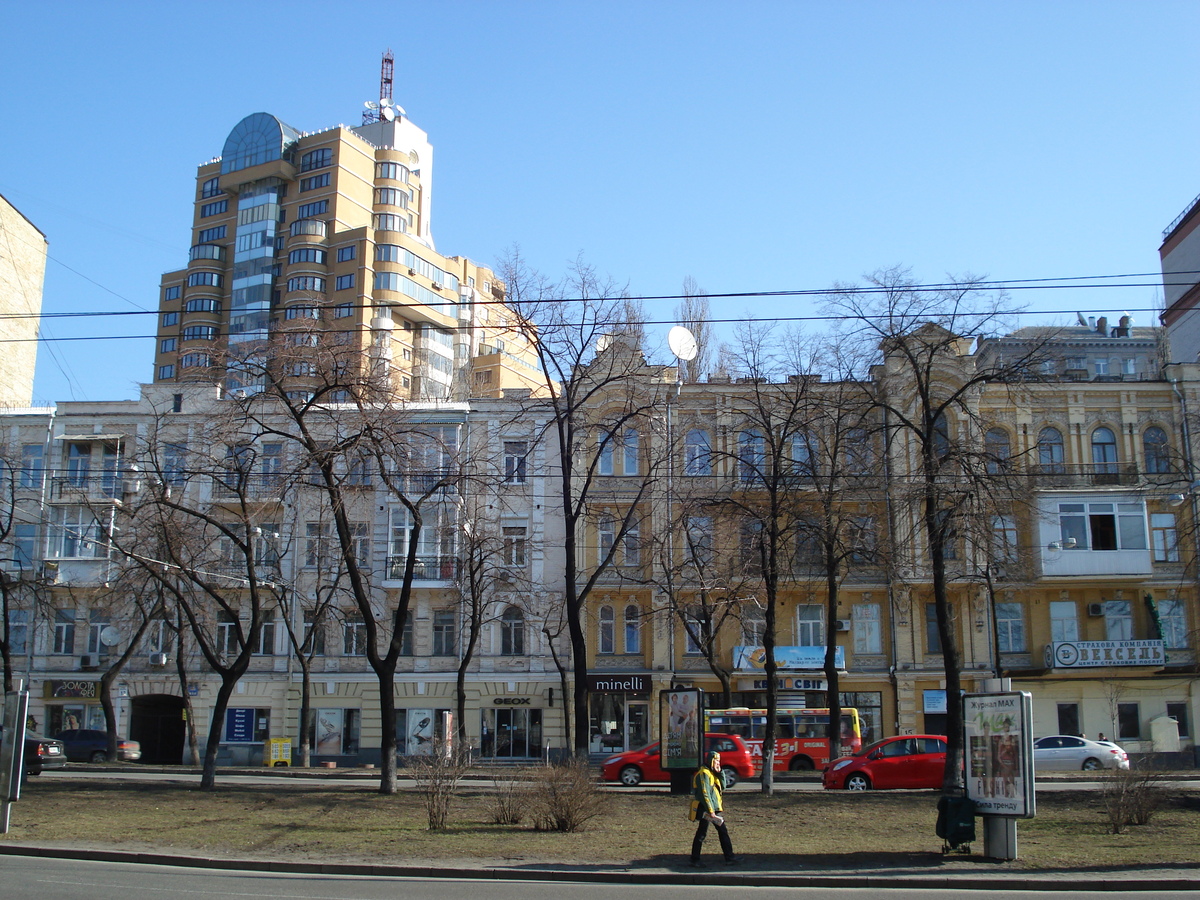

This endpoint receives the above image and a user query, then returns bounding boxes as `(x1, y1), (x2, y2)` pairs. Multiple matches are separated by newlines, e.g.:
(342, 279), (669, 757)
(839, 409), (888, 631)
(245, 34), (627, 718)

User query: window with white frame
(995, 601), (1026, 652)
(684, 429), (712, 476)
(853, 602), (881, 654)
(598, 605), (614, 654)
(796, 604), (824, 647)
(1152, 513), (1180, 562)
(1157, 598), (1188, 649)
(503, 441), (527, 484)
(500, 606), (525, 655)
(503, 526), (527, 567)
(624, 604), (641, 654)
(1105, 600), (1134, 641)
(1057, 501), (1147, 551)
(1050, 600), (1078, 642)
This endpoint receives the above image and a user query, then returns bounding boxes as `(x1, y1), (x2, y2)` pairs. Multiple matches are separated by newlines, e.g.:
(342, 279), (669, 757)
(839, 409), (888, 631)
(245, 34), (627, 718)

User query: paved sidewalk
(1, 842), (1198, 891)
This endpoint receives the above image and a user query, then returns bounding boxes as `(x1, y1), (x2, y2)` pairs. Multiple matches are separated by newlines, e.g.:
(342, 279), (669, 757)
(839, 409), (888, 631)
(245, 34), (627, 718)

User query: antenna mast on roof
(362, 49), (396, 125)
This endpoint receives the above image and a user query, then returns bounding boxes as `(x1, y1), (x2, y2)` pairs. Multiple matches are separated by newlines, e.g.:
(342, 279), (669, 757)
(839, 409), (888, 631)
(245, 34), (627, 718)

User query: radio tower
(362, 50), (395, 124)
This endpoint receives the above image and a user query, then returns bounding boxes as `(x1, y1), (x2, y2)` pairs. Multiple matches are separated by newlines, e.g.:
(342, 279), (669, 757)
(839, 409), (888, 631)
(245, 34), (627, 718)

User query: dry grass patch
(4, 780), (1200, 870)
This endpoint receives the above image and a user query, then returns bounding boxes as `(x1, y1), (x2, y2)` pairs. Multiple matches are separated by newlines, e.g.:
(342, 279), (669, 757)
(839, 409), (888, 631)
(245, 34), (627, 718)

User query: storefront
(587, 673), (650, 753)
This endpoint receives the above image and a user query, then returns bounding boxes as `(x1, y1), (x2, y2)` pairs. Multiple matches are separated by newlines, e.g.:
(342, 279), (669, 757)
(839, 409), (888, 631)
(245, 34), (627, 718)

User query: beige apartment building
(151, 109), (542, 402)
(0, 193), (46, 408)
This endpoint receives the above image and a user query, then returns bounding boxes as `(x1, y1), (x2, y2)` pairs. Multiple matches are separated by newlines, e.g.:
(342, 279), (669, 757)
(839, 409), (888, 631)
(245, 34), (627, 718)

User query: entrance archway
(130, 694), (186, 764)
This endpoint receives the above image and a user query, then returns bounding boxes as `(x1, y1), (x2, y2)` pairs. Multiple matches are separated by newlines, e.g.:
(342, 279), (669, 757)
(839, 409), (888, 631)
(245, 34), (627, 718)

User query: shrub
(1102, 766), (1167, 833)
(526, 759), (608, 833)
(408, 738), (471, 830)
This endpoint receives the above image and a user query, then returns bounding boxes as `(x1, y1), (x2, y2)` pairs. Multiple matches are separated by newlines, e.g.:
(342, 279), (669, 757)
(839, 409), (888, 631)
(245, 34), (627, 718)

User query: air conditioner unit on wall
(1087, 603), (1105, 617)
(149, 652), (168, 667)
(836, 619), (852, 632)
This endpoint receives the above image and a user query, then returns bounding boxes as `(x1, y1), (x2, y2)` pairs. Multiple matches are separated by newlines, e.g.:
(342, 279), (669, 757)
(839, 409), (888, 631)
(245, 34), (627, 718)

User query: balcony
(384, 555), (460, 582)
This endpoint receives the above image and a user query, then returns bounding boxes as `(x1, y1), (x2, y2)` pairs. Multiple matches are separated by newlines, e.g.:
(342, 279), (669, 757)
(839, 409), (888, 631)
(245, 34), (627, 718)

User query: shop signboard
(963, 691), (1035, 818)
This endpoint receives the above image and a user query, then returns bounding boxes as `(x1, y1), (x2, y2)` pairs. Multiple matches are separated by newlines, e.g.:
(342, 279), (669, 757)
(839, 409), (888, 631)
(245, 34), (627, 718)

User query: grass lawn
(4, 778), (1199, 872)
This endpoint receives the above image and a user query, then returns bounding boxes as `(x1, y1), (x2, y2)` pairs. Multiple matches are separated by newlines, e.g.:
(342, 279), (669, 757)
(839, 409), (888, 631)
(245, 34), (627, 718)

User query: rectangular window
(299, 172), (331, 192)
(335, 274), (355, 291)
(1050, 600), (1078, 641)
(336, 245), (356, 262)
(1105, 600), (1134, 640)
(796, 604), (824, 647)
(53, 609), (76, 654)
(199, 200), (228, 218)
(1167, 701), (1190, 738)
(925, 602), (942, 654)
(1152, 514), (1180, 562)
(503, 527), (527, 567)
(503, 441), (528, 484)
(19, 444), (43, 489)
(433, 610), (456, 656)
(1117, 702), (1140, 740)
(995, 602), (1026, 652)
(852, 602), (881, 654)
(297, 200), (328, 219)
(164, 285), (181, 301)
(1157, 598), (1188, 649)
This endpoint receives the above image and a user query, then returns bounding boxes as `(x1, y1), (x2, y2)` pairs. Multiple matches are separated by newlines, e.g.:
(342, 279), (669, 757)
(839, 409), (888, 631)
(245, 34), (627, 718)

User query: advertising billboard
(963, 691), (1035, 818)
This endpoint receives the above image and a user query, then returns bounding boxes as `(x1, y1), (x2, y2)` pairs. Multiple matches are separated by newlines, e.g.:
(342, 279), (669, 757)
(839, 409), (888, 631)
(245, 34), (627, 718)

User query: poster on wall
(659, 688), (701, 770)
(963, 691), (1036, 818)
(315, 709), (343, 755)
(407, 708), (434, 756)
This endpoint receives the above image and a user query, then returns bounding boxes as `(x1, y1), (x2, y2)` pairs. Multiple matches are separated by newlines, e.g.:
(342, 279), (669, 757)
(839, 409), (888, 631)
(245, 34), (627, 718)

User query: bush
(526, 759), (608, 833)
(489, 767), (534, 825)
(1102, 766), (1168, 834)
(408, 739), (471, 830)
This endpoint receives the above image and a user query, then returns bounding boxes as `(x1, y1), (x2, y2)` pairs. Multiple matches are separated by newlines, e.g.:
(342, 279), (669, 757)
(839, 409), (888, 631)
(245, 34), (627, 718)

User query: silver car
(1033, 734), (1130, 771)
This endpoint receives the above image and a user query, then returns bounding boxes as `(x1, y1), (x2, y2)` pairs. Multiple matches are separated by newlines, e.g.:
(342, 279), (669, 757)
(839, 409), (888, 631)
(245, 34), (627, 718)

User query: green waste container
(935, 795), (976, 852)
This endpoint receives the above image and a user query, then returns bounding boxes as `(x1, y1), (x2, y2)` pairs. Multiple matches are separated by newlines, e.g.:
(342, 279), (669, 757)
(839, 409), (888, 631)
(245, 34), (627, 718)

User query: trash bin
(264, 737), (291, 767)
(935, 795), (976, 852)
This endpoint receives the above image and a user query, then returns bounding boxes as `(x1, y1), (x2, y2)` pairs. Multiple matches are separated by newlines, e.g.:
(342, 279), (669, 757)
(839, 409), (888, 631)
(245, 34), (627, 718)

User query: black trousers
(691, 815), (734, 861)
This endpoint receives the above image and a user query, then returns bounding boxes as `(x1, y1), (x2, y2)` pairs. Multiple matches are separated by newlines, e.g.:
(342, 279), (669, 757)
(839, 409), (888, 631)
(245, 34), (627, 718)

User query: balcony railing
(385, 555), (460, 581)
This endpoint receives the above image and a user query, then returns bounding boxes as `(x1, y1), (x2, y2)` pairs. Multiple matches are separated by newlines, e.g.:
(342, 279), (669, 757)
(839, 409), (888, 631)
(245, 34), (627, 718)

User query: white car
(1033, 734), (1130, 771)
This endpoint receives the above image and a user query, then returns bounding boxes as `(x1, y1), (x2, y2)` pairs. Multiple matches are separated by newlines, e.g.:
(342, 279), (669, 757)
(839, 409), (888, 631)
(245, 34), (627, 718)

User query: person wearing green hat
(689, 750), (740, 867)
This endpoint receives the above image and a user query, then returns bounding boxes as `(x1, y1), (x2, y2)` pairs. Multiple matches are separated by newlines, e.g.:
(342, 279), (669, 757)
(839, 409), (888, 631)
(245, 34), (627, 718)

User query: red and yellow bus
(704, 707), (863, 773)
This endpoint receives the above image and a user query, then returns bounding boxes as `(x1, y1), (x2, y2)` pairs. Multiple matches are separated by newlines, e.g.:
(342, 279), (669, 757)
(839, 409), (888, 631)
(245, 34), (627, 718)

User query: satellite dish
(381, 106), (396, 122)
(99, 625), (122, 647)
(668, 325), (699, 362)
(364, 100), (380, 110)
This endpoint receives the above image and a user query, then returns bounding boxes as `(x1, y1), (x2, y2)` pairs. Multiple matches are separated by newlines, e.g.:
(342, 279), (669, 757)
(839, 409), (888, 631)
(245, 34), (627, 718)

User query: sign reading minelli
(586, 674), (649, 695)
(1044, 640), (1165, 668)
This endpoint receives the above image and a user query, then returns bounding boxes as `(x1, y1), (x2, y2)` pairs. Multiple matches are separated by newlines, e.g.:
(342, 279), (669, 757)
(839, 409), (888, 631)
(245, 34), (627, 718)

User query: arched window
(1037, 427), (1065, 474)
(1143, 426), (1171, 475)
(624, 604), (641, 654)
(500, 606), (525, 656)
(1091, 426), (1118, 475)
(684, 429), (712, 476)
(738, 429), (764, 483)
(984, 428), (1011, 475)
(598, 605), (614, 654)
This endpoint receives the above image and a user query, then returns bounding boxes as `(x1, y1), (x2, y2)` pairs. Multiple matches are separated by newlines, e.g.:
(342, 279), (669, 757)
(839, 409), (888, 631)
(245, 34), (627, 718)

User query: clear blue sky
(2, 1), (1197, 405)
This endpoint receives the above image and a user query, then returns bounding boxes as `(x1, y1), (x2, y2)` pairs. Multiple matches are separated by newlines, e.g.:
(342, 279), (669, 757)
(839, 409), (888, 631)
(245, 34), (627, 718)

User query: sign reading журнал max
(963, 691), (1035, 818)
(1044, 639), (1165, 669)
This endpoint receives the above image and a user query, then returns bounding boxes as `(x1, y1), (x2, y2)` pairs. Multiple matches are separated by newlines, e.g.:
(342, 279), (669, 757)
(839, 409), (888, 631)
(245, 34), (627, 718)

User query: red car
(602, 733), (755, 788)
(823, 734), (948, 791)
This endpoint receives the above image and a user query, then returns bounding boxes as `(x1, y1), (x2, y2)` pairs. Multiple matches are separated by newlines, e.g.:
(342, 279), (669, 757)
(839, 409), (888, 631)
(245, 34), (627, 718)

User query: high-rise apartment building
(0, 192), (46, 408)
(152, 108), (542, 401)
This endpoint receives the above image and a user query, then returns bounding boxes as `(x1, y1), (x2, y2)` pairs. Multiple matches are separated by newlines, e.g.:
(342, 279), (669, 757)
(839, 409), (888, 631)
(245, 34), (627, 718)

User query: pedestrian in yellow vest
(689, 750), (740, 867)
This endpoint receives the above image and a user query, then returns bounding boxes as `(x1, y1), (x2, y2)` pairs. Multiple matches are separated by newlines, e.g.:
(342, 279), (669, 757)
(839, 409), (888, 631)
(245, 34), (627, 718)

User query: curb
(1, 844), (1197, 891)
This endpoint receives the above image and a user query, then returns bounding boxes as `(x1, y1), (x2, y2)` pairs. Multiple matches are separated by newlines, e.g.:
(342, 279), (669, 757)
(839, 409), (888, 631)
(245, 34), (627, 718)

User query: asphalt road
(6, 856), (1199, 900)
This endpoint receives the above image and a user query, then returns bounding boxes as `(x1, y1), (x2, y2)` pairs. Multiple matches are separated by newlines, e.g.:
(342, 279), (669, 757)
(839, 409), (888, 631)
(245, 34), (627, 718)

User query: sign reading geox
(1044, 640), (1165, 668)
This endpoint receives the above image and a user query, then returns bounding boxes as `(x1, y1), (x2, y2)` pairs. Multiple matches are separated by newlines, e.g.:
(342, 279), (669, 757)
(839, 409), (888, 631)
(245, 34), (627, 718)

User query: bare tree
(499, 249), (670, 756)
